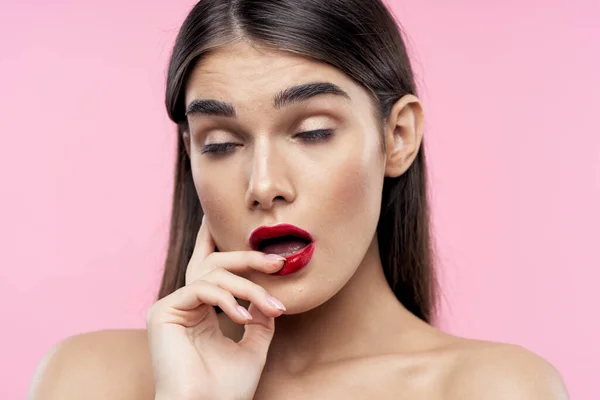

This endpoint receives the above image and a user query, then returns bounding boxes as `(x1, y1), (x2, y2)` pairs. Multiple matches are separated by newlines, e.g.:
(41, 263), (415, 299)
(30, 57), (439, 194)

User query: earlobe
(383, 94), (424, 178)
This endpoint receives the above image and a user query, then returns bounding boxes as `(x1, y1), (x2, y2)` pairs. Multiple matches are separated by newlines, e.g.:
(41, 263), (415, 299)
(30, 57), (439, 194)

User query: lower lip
(273, 242), (315, 276)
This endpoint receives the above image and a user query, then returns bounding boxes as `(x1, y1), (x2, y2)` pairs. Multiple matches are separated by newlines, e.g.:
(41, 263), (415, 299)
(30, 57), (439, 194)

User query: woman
(29, 0), (569, 399)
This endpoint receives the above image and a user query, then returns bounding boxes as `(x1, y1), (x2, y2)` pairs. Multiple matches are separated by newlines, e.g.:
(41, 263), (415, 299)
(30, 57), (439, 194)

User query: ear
(383, 94), (424, 178)
(182, 129), (191, 157)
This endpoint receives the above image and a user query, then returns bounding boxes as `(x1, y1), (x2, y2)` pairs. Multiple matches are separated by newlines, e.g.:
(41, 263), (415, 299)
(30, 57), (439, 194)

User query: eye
(295, 129), (334, 142)
(201, 142), (241, 154)
(200, 129), (334, 155)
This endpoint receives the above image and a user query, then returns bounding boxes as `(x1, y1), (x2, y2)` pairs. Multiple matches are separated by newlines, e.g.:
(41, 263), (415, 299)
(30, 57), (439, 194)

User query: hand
(146, 216), (287, 400)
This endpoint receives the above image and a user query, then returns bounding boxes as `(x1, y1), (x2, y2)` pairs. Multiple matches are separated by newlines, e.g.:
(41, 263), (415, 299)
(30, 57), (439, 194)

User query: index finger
(191, 214), (216, 264)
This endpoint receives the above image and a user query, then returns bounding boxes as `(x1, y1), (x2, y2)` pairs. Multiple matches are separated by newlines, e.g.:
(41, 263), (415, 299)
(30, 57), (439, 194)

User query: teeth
(279, 248), (301, 257)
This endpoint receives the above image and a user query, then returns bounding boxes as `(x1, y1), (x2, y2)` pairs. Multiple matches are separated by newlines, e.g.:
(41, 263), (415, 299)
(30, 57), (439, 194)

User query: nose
(245, 139), (295, 210)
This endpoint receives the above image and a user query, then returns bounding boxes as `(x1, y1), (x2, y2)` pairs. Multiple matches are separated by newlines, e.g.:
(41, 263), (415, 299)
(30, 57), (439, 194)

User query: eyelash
(200, 129), (334, 154)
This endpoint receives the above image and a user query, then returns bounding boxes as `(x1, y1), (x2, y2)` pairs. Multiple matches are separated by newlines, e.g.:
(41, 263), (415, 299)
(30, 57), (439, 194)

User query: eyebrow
(185, 82), (351, 119)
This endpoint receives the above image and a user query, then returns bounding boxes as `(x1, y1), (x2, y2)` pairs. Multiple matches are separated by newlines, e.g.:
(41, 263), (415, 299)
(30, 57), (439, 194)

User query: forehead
(184, 41), (366, 109)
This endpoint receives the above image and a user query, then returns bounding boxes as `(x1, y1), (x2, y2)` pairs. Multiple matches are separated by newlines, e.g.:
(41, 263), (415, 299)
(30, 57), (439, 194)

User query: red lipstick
(249, 224), (315, 276)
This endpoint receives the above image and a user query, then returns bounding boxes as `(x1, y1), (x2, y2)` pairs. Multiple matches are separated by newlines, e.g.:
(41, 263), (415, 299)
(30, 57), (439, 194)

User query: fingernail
(236, 305), (253, 320)
(267, 295), (286, 311)
(265, 254), (286, 262)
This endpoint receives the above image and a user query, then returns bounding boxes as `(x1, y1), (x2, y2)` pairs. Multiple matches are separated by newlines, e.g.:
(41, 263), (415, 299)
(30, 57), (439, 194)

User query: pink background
(1, 0), (598, 398)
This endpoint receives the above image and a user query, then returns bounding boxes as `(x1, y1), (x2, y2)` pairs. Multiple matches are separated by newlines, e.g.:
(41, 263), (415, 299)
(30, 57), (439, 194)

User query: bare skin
(28, 41), (569, 399)
(28, 324), (568, 399)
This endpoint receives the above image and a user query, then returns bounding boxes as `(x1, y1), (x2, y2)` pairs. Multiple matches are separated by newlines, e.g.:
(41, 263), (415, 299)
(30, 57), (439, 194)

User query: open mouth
(257, 235), (311, 257)
(249, 224), (315, 275)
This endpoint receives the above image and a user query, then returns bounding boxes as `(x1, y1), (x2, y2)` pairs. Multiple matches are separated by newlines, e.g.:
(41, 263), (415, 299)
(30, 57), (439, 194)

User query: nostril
(252, 195), (285, 210)
(270, 195), (287, 206)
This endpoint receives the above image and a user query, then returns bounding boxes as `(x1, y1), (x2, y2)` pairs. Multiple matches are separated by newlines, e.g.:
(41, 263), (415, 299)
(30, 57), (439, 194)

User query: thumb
(237, 302), (276, 359)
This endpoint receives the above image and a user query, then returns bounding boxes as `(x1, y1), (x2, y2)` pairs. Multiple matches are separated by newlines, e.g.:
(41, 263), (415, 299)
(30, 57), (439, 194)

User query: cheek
(323, 138), (383, 228)
(194, 170), (241, 251)
(327, 161), (382, 234)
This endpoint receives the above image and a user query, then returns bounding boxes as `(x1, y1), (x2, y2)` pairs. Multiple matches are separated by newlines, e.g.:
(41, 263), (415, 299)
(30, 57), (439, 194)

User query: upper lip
(249, 223), (314, 251)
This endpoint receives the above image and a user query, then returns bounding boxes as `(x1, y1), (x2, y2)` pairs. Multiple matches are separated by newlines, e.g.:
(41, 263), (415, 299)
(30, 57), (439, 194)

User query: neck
(260, 237), (425, 375)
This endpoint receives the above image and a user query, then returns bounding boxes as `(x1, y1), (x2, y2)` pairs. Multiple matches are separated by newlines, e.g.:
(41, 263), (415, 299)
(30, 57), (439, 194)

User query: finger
(185, 215), (216, 284)
(238, 302), (276, 358)
(147, 280), (252, 327)
(187, 250), (286, 285)
(201, 268), (286, 318)
(193, 215), (216, 262)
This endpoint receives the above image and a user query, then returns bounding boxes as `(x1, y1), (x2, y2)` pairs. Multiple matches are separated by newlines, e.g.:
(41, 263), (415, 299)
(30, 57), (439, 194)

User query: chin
(277, 294), (332, 315)
(256, 271), (350, 316)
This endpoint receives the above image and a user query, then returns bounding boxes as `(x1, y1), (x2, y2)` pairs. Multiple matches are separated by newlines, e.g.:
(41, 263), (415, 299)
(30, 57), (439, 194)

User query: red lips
(249, 224), (315, 276)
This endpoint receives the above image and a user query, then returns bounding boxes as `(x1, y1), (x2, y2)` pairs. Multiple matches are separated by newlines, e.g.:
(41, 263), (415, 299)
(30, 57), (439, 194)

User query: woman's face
(184, 41), (387, 314)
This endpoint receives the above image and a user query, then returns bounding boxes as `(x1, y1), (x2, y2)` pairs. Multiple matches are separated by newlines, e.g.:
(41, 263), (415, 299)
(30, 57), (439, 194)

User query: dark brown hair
(158, 0), (439, 324)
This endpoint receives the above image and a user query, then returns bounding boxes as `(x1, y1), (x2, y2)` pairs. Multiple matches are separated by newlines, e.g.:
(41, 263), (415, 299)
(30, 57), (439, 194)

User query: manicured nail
(267, 295), (286, 311)
(236, 305), (253, 320)
(265, 254), (286, 262)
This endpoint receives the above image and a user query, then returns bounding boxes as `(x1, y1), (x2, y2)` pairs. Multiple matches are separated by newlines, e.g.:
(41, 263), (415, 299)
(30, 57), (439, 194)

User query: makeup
(249, 224), (315, 276)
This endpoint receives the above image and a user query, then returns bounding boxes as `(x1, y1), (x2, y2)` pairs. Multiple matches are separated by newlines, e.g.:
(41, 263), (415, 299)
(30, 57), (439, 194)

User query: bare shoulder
(444, 338), (570, 399)
(28, 329), (154, 400)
